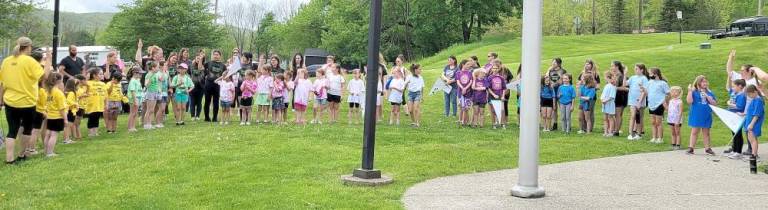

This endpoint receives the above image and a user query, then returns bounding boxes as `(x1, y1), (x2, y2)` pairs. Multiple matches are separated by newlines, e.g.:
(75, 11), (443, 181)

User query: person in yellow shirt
(105, 73), (124, 133)
(43, 73), (65, 157)
(85, 68), (107, 137)
(63, 79), (79, 144)
(74, 74), (88, 139)
(0, 37), (50, 164)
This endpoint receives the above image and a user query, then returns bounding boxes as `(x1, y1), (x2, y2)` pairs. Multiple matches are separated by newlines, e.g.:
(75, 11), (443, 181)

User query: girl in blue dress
(744, 85), (764, 158)
(686, 75), (717, 155)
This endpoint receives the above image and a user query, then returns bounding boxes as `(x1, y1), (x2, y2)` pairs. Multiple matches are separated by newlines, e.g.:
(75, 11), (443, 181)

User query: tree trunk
(591, 0), (597, 34)
(476, 14), (483, 40)
(636, 0), (640, 33)
(462, 13), (475, 43)
(403, 0), (413, 59)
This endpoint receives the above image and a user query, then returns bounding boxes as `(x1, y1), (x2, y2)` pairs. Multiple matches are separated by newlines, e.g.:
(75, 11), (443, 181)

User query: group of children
(541, 57), (764, 159)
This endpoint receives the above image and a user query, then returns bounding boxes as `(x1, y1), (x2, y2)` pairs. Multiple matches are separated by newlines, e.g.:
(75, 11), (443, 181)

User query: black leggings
(190, 82), (204, 118)
(204, 82), (220, 121)
(731, 129), (745, 153)
(4, 105), (36, 138)
(87, 112), (102, 129)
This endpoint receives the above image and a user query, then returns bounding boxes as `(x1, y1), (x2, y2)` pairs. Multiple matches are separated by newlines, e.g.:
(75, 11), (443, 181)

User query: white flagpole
(511, 0), (545, 198)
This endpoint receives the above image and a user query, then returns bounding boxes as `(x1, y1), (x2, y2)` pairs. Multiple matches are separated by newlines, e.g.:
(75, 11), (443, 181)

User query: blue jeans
(444, 87), (457, 117)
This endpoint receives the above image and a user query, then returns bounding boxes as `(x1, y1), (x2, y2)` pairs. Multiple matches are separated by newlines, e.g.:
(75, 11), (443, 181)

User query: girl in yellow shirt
(85, 68), (107, 137)
(63, 79), (79, 144)
(43, 73), (65, 157)
(74, 74), (88, 140)
(105, 73), (124, 133)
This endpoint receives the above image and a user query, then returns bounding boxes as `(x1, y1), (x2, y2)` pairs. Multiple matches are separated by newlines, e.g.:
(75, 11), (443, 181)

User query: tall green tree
(320, 0), (368, 65)
(252, 12), (277, 56)
(101, 0), (222, 58)
(0, 0), (35, 40)
(610, 0), (628, 33)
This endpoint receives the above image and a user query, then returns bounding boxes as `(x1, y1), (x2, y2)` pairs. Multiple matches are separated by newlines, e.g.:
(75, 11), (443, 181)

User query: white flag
(710, 105), (745, 133)
(430, 78), (449, 95)
(491, 100), (503, 124)
(226, 56), (241, 78)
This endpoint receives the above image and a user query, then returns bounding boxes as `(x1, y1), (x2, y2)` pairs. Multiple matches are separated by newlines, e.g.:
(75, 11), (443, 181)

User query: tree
(273, 0), (325, 56)
(222, 2), (254, 51)
(252, 12), (277, 56)
(610, 0), (628, 33)
(0, 0), (35, 40)
(102, 0), (223, 58)
(321, 0), (369, 65)
(450, 0), (521, 43)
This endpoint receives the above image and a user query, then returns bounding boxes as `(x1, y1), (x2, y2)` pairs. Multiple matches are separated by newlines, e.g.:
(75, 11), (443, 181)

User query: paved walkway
(403, 144), (768, 209)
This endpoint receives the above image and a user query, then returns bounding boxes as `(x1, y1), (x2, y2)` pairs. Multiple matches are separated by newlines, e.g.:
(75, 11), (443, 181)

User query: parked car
(306, 64), (323, 77)
(711, 16), (768, 39)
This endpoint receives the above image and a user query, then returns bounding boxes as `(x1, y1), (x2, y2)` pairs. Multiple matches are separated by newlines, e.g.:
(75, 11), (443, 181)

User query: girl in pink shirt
(292, 69), (312, 125)
(239, 70), (258, 125)
(312, 69), (329, 124)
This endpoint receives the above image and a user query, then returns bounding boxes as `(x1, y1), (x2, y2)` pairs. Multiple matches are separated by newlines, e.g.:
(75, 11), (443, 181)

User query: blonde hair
(670, 86), (682, 98)
(472, 68), (486, 78)
(12, 37), (32, 57)
(692, 75), (707, 90)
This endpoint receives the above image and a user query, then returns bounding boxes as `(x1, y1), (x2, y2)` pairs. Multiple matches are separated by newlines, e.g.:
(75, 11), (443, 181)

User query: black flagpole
(353, 0), (384, 180)
(52, 0), (61, 65)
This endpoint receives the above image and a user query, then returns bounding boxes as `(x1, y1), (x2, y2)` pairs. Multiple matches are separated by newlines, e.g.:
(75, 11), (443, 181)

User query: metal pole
(354, 0), (383, 179)
(679, 20), (682, 44)
(760, 0), (764, 16)
(52, 0), (60, 65)
(511, 0), (545, 198)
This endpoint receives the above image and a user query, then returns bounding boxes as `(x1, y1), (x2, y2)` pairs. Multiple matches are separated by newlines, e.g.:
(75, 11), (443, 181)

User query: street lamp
(677, 11), (683, 44)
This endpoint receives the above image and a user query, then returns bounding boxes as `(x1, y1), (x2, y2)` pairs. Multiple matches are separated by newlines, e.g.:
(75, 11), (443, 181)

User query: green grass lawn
(1, 33), (767, 209)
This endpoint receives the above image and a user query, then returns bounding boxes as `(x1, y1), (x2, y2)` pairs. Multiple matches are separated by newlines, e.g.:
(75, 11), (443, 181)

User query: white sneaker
(577, 130), (585, 134)
(219, 122), (224, 125)
(225, 121), (229, 125)
(240, 122), (245, 126)
(728, 152), (742, 159)
(155, 124), (164, 128)
(144, 125), (153, 130)
(627, 135), (635, 140)
(246, 122), (251, 125)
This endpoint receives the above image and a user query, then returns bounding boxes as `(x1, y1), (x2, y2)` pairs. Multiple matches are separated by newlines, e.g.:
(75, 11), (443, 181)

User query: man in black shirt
(58, 45), (85, 82)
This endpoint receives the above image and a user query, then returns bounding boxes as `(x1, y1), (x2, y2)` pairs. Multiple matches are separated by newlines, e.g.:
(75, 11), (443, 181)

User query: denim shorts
(316, 98), (328, 105)
(408, 91), (422, 102)
(145, 92), (162, 101)
(220, 100), (233, 108)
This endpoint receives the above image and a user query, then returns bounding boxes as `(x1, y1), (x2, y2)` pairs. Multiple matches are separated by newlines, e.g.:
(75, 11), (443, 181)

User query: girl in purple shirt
(455, 60), (474, 126)
(472, 69), (489, 127)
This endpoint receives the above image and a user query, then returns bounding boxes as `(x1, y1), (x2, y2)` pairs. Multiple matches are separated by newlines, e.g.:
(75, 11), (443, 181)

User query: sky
(44, 0), (299, 13)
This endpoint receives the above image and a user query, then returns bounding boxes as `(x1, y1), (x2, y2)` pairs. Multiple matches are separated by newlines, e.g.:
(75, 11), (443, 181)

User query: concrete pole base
(341, 169), (393, 186)
(341, 175), (393, 186)
(510, 184), (545, 198)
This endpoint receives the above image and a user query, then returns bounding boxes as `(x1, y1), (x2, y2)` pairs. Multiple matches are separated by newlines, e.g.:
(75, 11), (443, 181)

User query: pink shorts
(294, 103), (307, 112)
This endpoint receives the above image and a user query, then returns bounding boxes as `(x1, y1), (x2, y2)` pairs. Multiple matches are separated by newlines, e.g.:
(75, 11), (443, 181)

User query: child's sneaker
(240, 122), (245, 126)
(155, 124), (164, 128)
(577, 130), (584, 134)
(704, 148), (716, 156)
(686, 147), (694, 155)
(246, 122), (251, 125)
(727, 152), (742, 159)
(225, 121), (229, 125)
(219, 121), (224, 125)
(143, 125), (153, 130)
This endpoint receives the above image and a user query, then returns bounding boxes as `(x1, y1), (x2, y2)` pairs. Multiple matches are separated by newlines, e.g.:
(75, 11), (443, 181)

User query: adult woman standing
(442, 56), (459, 117)
(288, 53), (304, 110)
(270, 55), (283, 76)
(547, 58), (567, 130)
(203, 50), (227, 122)
(0, 37), (50, 164)
(101, 51), (121, 82)
(611, 61), (628, 136)
(189, 50), (206, 120)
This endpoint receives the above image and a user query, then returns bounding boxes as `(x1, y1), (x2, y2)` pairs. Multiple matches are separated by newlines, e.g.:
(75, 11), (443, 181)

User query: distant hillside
(34, 9), (115, 31)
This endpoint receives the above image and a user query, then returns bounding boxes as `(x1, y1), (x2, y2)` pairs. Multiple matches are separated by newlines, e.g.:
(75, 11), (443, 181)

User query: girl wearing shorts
(540, 76), (555, 131)
(85, 68), (107, 137)
(43, 73), (65, 157)
(347, 69), (364, 124)
(105, 73), (124, 133)
(293, 69), (312, 125)
(406, 64), (424, 127)
(455, 60), (474, 126)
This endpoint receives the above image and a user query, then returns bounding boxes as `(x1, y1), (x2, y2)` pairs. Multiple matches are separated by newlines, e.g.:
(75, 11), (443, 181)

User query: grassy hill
(1, 33), (766, 209)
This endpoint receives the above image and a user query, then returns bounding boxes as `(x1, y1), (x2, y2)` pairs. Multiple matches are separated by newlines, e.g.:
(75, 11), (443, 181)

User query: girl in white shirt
(327, 64), (345, 123)
(347, 69), (365, 124)
(406, 64), (425, 127)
